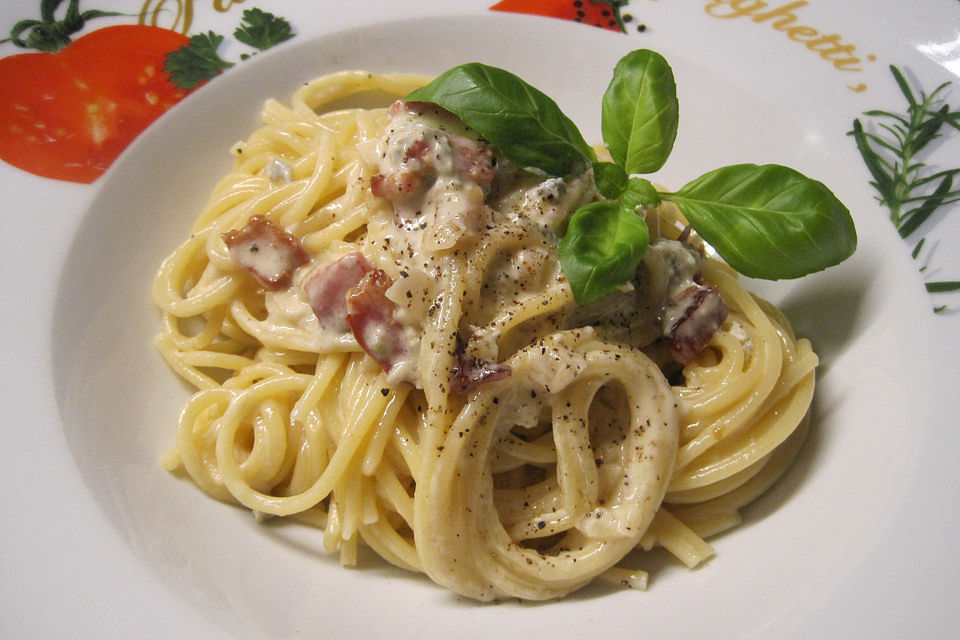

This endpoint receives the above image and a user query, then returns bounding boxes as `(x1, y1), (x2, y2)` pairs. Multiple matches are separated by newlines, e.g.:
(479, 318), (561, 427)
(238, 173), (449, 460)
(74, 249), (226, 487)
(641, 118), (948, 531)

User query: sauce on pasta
(153, 71), (816, 600)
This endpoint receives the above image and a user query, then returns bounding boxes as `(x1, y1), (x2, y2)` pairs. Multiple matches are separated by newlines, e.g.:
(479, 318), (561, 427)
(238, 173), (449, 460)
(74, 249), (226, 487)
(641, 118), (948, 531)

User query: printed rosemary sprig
(850, 65), (960, 310)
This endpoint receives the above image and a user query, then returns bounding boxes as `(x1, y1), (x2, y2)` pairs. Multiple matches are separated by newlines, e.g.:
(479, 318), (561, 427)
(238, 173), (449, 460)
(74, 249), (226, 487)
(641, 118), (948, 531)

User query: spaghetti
(153, 70), (816, 600)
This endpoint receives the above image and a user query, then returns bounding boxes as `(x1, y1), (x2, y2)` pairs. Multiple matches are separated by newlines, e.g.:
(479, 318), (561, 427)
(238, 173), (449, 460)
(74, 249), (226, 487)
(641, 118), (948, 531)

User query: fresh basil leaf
(406, 63), (595, 177)
(662, 164), (857, 279)
(601, 49), (678, 174)
(621, 176), (661, 212)
(592, 161), (628, 199)
(559, 201), (650, 305)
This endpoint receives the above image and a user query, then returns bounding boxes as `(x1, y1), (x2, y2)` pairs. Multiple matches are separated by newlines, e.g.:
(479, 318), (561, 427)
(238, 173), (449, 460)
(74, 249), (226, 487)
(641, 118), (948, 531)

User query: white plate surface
(4, 7), (960, 639)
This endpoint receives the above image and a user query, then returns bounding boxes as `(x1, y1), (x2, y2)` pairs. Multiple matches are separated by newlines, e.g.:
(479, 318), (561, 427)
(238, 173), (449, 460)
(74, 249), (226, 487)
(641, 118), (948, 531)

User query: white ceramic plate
(6, 9), (960, 639)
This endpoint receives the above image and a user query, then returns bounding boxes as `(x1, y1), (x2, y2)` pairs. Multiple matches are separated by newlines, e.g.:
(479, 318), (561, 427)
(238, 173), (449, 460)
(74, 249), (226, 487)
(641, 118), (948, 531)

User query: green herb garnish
(408, 50), (858, 305)
(600, 49), (678, 174)
(164, 31), (233, 91)
(406, 63), (596, 177)
(591, 161), (629, 199)
(559, 201), (649, 301)
(663, 164), (855, 280)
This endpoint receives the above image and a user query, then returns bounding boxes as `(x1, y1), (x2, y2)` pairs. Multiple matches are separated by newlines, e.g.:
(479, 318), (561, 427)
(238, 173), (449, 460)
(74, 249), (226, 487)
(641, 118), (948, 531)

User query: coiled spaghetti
(153, 71), (816, 600)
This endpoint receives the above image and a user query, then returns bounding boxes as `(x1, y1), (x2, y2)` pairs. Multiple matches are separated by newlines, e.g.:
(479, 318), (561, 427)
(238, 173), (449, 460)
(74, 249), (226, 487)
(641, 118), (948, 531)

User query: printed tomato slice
(61, 25), (189, 121)
(0, 52), (107, 182)
(490, 0), (626, 32)
(0, 25), (190, 183)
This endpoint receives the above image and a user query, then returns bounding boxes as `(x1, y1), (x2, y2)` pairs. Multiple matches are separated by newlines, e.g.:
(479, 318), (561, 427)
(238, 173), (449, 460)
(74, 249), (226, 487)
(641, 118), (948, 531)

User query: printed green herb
(850, 66), (960, 237)
(926, 281), (960, 293)
(0, 0), (123, 52)
(410, 51), (857, 305)
(851, 65), (960, 309)
(164, 31), (233, 90)
(911, 237), (925, 259)
(234, 8), (294, 56)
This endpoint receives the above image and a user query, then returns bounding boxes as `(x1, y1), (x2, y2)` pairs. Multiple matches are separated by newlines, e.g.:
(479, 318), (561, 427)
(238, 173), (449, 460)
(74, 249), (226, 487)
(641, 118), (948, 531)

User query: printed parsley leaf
(234, 8), (294, 52)
(164, 31), (234, 91)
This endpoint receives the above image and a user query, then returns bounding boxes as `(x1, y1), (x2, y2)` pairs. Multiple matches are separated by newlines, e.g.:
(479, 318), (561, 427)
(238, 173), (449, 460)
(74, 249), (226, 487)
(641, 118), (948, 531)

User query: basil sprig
(406, 51), (857, 305)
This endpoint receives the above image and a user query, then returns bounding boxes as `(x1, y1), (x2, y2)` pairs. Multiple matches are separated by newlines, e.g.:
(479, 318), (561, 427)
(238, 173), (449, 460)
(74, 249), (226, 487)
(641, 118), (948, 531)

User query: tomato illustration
(490, 0), (628, 33)
(0, 16), (193, 183)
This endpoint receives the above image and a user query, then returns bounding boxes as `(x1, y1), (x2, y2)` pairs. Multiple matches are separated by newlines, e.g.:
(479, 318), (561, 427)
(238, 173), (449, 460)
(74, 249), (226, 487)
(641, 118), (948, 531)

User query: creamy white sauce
(523, 331), (591, 394)
(420, 180), (486, 252)
(495, 172), (595, 233)
(361, 108), (598, 387)
(653, 239), (702, 298)
(266, 280), (316, 328)
(648, 240), (704, 333)
(263, 260), (359, 352)
(385, 325), (422, 385)
(249, 241), (298, 282)
(500, 248), (549, 285)
(379, 113), (490, 255)
(727, 319), (753, 359)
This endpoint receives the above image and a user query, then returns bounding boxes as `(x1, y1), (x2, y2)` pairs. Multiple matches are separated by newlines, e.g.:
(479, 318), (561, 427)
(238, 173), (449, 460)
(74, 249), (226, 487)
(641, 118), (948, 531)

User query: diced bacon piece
(665, 284), (729, 364)
(370, 171), (423, 200)
(222, 215), (308, 291)
(448, 133), (495, 185)
(388, 100), (443, 117)
(405, 139), (431, 162)
(371, 136), (436, 201)
(304, 252), (372, 333)
(346, 269), (414, 379)
(450, 353), (511, 395)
